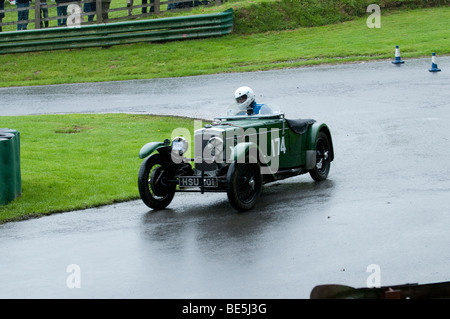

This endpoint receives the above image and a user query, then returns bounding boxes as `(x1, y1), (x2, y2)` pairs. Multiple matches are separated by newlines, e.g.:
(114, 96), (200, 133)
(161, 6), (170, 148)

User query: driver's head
(234, 86), (256, 114)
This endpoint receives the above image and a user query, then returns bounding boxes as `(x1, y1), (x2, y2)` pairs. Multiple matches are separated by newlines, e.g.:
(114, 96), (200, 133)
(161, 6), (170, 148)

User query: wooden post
(96, 0), (102, 23)
(35, 0), (41, 29)
(154, 0), (160, 14)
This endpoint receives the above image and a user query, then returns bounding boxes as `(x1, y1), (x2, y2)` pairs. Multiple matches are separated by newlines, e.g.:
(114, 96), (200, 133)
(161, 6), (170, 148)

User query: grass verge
(0, 114), (196, 224)
(0, 6), (449, 87)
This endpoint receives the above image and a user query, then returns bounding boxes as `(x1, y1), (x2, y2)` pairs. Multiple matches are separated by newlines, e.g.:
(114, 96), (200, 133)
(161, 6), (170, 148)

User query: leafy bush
(234, 0), (449, 33)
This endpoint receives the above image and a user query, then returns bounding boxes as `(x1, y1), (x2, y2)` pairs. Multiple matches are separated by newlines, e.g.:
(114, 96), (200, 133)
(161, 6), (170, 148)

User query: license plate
(179, 176), (218, 188)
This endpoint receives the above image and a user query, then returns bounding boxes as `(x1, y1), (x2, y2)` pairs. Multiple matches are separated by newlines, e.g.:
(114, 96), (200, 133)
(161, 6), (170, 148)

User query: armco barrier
(0, 129), (22, 206)
(0, 8), (234, 54)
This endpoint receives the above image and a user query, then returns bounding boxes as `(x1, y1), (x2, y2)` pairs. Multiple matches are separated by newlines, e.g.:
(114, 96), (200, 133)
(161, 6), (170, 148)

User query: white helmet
(234, 86), (256, 110)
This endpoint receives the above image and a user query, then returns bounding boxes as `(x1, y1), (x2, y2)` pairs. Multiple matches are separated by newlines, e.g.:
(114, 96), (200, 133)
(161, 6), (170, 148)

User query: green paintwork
(138, 142), (165, 159)
(229, 142), (261, 163)
(307, 122), (333, 153)
(208, 113), (333, 170)
(0, 129), (22, 205)
(139, 112), (334, 173)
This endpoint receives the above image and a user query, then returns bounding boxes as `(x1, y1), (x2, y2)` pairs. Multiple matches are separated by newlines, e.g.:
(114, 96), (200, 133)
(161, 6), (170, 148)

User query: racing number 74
(272, 136), (287, 156)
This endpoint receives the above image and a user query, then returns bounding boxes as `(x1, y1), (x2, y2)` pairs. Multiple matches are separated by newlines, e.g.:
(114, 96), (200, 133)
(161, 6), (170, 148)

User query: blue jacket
(252, 102), (263, 114)
(234, 101), (271, 116)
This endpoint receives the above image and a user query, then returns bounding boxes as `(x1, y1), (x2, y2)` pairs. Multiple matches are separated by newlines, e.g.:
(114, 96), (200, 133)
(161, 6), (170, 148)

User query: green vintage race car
(138, 104), (334, 211)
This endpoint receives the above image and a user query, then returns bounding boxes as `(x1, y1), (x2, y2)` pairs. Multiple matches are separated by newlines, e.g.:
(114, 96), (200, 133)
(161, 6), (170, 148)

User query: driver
(234, 86), (272, 115)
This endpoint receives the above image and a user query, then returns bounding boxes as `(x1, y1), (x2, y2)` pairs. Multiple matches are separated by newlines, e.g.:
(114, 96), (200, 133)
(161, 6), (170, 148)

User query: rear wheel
(138, 153), (176, 210)
(226, 162), (262, 212)
(310, 131), (331, 182)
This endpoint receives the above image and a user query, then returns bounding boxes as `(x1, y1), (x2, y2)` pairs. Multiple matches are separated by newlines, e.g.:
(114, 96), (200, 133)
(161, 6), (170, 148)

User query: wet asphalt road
(0, 56), (449, 299)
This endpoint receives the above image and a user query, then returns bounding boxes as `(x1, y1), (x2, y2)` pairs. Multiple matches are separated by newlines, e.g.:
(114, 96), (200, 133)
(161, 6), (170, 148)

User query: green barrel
(0, 128), (22, 205)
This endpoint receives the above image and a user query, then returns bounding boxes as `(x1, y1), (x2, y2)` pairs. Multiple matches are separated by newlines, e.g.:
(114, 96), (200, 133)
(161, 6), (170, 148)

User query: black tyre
(309, 131), (331, 182)
(138, 153), (176, 210)
(226, 162), (262, 212)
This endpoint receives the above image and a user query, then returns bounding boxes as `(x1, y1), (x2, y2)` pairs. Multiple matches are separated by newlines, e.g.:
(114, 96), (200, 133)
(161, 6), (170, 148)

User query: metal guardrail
(0, 7), (233, 54)
(0, 1), (227, 31)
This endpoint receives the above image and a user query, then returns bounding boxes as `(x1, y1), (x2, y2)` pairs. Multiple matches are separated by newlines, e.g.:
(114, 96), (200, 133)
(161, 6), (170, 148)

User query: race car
(137, 104), (334, 211)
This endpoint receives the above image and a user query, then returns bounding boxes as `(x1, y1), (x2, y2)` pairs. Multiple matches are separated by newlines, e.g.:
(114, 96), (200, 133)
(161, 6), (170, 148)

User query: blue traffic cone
(392, 45), (404, 64)
(429, 52), (441, 72)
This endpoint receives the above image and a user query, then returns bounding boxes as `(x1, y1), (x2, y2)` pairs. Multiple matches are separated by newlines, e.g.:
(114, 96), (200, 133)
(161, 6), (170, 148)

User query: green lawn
(0, 6), (449, 87)
(0, 114), (197, 224)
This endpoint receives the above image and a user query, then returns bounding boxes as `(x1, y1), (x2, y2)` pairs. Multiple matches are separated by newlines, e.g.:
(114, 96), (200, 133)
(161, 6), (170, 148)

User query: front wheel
(138, 153), (176, 210)
(226, 162), (262, 212)
(309, 131), (331, 182)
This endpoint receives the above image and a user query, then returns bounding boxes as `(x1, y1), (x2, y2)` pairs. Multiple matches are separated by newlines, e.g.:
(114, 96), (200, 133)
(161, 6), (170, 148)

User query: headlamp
(171, 137), (189, 156)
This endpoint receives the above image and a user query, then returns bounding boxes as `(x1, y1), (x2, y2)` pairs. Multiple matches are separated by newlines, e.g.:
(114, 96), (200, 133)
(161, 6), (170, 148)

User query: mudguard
(305, 123), (334, 169)
(229, 142), (268, 165)
(139, 142), (167, 159)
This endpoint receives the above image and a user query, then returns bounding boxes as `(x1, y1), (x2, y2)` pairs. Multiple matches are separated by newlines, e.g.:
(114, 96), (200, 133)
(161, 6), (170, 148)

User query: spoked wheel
(138, 153), (176, 210)
(226, 162), (262, 212)
(310, 131), (331, 182)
